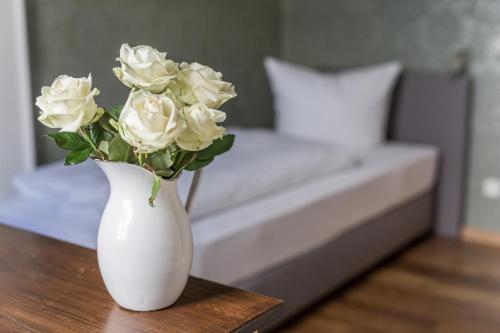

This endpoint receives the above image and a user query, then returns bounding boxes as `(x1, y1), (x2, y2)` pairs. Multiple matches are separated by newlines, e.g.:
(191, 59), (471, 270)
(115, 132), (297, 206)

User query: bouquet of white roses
(36, 43), (236, 206)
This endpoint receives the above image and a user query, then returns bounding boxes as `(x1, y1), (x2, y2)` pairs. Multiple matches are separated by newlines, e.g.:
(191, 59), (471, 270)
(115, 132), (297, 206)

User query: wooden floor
(276, 237), (500, 333)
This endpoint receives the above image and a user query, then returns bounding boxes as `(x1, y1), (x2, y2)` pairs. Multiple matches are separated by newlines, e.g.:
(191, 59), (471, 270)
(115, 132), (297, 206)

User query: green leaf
(148, 150), (174, 171)
(148, 174), (162, 207)
(108, 136), (135, 162)
(196, 134), (235, 160)
(88, 123), (102, 145)
(109, 119), (120, 132)
(185, 157), (214, 171)
(106, 105), (123, 121)
(48, 132), (90, 150)
(64, 147), (92, 165)
(155, 169), (174, 178)
(98, 114), (118, 136)
(167, 144), (179, 159)
(101, 130), (115, 142)
(98, 141), (110, 155)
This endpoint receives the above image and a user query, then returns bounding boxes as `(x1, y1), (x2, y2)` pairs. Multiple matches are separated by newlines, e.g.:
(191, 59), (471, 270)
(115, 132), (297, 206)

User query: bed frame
(237, 72), (469, 330)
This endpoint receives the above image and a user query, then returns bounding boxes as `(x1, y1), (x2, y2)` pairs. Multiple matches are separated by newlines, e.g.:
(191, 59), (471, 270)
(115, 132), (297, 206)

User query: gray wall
(27, 0), (280, 164)
(281, 0), (500, 232)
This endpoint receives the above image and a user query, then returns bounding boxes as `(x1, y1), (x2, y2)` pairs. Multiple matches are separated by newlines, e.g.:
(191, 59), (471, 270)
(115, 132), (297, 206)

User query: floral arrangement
(35, 43), (236, 206)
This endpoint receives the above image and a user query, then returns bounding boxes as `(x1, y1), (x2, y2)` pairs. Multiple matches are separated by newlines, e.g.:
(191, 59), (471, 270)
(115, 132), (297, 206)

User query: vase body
(96, 160), (192, 311)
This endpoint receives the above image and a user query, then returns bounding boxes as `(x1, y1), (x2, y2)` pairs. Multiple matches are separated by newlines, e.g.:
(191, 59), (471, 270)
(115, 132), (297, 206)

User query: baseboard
(461, 226), (500, 248)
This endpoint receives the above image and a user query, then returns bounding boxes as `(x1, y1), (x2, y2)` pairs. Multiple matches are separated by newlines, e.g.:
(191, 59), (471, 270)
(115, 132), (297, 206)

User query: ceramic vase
(96, 160), (192, 311)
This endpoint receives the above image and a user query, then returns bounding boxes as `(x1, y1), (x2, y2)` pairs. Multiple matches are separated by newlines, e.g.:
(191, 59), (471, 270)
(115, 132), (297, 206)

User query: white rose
(176, 62), (237, 108)
(176, 103), (226, 151)
(119, 90), (179, 153)
(113, 43), (178, 93)
(36, 74), (103, 132)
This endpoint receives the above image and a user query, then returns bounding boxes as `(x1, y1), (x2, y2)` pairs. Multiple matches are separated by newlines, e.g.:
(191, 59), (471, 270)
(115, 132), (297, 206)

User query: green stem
(174, 151), (186, 170)
(171, 152), (197, 179)
(79, 129), (104, 160)
(138, 153), (144, 166)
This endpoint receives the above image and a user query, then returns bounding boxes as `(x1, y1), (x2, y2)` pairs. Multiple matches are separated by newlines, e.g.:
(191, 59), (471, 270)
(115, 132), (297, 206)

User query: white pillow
(264, 57), (402, 148)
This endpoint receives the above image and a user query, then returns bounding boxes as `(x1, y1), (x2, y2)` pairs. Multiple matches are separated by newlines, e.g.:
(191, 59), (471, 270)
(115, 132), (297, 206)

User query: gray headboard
(388, 73), (469, 237)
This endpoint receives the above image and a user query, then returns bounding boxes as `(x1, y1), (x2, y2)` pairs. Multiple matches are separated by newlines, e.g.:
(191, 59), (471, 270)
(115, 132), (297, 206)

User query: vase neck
(96, 160), (178, 196)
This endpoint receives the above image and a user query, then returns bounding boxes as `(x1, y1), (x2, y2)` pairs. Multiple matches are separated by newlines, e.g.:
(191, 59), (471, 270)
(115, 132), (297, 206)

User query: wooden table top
(0, 225), (282, 332)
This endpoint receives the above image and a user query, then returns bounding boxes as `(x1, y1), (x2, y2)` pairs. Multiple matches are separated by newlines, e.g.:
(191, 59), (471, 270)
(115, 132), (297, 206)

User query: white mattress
(0, 130), (437, 286)
(190, 143), (437, 284)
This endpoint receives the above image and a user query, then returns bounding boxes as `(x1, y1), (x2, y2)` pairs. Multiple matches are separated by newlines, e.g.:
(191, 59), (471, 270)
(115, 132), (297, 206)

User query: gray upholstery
(239, 193), (433, 330)
(389, 73), (469, 236)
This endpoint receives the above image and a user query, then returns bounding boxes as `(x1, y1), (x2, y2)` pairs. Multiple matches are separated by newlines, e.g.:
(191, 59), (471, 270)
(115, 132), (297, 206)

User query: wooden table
(0, 225), (282, 332)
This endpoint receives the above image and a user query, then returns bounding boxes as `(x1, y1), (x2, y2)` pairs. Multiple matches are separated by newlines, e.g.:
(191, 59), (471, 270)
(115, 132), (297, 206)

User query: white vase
(96, 160), (192, 311)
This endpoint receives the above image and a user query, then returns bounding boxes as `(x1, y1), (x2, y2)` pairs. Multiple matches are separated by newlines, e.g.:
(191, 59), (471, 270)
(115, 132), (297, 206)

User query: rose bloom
(113, 43), (178, 94)
(175, 62), (236, 109)
(36, 74), (103, 132)
(176, 103), (226, 151)
(118, 89), (180, 153)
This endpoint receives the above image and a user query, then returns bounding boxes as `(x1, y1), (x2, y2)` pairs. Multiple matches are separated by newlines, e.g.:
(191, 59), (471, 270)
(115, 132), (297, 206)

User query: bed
(0, 72), (468, 330)
(0, 130), (437, 274)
